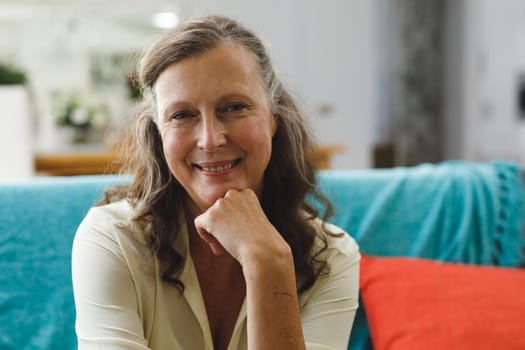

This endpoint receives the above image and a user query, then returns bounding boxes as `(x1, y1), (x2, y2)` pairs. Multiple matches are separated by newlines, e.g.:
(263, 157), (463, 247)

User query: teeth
(201, 161), (235, 172)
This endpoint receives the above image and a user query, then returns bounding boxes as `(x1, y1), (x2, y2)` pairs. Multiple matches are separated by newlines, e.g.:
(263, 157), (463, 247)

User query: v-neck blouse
(72, 200), (360, 350)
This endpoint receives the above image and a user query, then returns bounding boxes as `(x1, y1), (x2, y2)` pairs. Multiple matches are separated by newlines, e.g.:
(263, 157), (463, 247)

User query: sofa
(1, 160), (523, 350)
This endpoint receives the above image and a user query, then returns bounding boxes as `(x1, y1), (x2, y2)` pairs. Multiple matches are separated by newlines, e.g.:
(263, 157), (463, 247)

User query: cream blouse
(72, 200), (360, 350)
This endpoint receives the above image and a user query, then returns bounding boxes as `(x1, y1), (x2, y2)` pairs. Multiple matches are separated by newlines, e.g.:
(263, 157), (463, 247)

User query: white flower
(71, 107), (90, 125)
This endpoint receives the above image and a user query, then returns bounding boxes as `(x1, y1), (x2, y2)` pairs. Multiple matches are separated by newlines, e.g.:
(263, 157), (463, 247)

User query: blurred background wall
(0, 0), (524, 177)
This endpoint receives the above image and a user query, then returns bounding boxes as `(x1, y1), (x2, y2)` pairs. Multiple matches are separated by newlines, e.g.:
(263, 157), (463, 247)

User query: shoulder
(298, 219), (360, 307)
(80, 199), (134, 227)
(310, 218), (360, 266)
(77, 199), (140, 235)
(74, 200), (149, 259)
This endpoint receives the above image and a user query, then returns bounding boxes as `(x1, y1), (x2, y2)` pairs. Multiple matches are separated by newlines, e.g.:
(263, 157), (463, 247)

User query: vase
(0, 85), (33, 179)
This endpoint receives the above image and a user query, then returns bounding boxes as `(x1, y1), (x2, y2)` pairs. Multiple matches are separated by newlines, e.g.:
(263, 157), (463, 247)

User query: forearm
(193, 189), (308, 349)
(243, 244), (306, 350)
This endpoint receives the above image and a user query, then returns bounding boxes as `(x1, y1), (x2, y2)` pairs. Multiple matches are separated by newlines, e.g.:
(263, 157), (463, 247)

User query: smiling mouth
(194, 159), (241, 172)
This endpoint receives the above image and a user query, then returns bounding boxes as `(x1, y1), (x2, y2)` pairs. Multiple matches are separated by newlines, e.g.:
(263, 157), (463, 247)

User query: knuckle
(207, 203), (222, 218)
(224, 189), (237, 198)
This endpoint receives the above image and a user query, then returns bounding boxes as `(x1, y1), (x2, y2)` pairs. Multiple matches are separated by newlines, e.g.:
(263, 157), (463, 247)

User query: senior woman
(72, 15), (359, 350)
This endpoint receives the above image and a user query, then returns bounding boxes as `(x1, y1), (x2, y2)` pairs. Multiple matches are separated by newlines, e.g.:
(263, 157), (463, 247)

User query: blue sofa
(1, 161), (523, 350)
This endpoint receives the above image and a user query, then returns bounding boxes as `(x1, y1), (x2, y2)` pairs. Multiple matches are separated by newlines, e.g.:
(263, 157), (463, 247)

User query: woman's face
(154, 42), (277, 213)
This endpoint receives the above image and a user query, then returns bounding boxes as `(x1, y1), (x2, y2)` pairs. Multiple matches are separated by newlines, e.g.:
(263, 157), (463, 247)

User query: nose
(197, 113), (227, 151)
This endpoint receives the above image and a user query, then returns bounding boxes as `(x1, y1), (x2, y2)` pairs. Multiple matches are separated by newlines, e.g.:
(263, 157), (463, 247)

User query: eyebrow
(159, 91), (257, 117)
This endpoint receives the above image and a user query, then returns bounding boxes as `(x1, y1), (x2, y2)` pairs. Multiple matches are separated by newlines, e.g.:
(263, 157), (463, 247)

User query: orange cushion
(359, 254), (525, 350)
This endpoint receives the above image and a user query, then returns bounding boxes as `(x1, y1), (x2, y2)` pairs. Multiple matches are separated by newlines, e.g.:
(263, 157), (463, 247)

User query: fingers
(193, 188), (262, 259)
(194, 195), (230, 256)
(194, 223), (226, 256)
(224, 188), (257, 201)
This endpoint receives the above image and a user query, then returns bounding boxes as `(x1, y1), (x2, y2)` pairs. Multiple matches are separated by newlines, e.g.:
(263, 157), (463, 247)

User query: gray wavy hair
(107, 14), (332, 293)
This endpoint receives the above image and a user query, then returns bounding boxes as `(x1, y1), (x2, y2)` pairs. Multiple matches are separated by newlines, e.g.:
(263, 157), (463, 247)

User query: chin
(197, 190), (229, 208)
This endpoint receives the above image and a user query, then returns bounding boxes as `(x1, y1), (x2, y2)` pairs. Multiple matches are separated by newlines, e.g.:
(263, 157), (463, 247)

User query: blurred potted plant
(53, 93), (108, 144)
(0, 63), (27, 85)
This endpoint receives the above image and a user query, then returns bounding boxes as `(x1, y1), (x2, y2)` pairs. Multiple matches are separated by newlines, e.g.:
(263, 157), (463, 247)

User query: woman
(72, 15), (359, 350)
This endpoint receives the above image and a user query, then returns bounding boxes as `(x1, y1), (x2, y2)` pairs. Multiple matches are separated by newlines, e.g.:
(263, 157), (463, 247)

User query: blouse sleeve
(71, 207), (151, 350)
(301, 232), (360, 350)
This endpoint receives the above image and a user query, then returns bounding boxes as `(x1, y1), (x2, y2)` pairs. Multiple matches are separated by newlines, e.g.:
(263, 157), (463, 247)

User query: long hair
(103, 15), (334, 293)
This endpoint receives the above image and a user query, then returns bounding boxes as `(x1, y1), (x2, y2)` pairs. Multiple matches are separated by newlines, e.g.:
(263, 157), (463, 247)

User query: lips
(194, 159), (240, 172)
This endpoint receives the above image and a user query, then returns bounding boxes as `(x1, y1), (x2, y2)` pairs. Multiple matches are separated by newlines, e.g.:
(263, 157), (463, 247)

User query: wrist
(240, 241), (295, 281)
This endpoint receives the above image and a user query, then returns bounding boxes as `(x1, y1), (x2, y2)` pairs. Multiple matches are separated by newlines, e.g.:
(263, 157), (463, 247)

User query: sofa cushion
(0, 175), (127, 349)
(360, 254), (525, 350)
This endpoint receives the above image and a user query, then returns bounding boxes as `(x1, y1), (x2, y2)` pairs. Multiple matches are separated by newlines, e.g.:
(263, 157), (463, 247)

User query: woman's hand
(193, 188), (288, 266)
(194, 188), (306, 350)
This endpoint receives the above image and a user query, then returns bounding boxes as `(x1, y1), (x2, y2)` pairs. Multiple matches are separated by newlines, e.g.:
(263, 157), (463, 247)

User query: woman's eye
(224, 103), (248, 113)
(170, 111), (193, 120)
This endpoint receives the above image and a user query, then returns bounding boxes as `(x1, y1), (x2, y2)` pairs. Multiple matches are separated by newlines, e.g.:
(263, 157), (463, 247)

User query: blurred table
(35, 151), (122, 176)
(312, 145), (344, 170)
(34, 144), (343, 176)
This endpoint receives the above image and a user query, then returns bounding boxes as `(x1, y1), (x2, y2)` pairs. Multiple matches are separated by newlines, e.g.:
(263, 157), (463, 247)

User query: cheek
(255, 120), (275, 147)
(241, 115), (275, 142)
(161, 129), (190, 166)
(242, 122), (274, 160)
